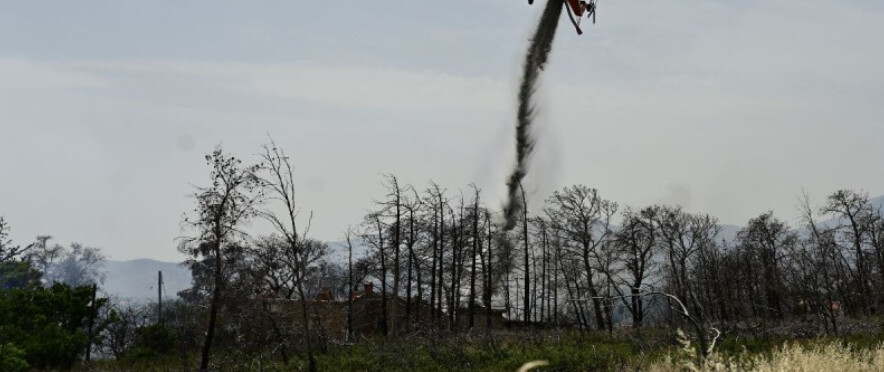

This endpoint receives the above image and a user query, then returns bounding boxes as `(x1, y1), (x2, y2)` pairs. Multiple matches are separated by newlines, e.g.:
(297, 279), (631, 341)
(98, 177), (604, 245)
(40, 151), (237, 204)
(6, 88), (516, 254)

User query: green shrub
(0, 283), (104, 369)
(0, 343), (28, 372)
(126, 324), (178, 360)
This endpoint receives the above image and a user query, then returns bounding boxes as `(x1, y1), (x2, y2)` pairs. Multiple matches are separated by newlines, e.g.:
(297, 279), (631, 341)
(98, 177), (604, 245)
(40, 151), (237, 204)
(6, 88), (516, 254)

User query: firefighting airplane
(528, 0), (598, 35)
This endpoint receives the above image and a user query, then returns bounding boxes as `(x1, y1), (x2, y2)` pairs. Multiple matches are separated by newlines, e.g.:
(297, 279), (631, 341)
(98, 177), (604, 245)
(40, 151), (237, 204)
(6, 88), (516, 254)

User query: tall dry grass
(650, 330), (884, 372)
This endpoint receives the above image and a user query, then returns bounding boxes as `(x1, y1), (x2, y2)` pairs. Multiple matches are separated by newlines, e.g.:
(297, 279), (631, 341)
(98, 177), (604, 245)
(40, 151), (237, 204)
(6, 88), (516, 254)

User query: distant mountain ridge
(102, 259), (191, 302)
(99, 242), (370, 301)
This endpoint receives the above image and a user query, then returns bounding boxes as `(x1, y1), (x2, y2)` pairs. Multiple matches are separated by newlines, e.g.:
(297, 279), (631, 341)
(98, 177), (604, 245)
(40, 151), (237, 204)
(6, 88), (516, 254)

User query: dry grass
(650, 330), (884, 372)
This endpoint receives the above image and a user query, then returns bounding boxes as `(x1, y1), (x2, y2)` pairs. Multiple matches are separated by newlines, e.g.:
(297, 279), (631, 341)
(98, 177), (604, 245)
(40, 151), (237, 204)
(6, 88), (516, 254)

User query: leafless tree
(179, 146), (262, 372)
(735, 211), (796, 319)
(400, 187), (423, 326)
(468, 184), (481, 328)
(256, 139), (327, 371)
(611, 207), (660, 328)
(362, 211), (389, 336)
(545, 185), (617, 331)
(821, 189), (878, 314)
(799, 192), (847, 333)
(423, 182), (447, 323)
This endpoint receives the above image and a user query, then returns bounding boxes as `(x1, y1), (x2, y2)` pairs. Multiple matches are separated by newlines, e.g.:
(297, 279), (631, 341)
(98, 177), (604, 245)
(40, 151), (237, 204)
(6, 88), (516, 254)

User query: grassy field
(651, 335), (884, 371)
(77, 328), (884, 371)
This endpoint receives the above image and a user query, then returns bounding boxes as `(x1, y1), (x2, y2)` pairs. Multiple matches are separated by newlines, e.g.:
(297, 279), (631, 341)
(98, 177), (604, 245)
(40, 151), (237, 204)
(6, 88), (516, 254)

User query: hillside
(102, 259), (191, 302)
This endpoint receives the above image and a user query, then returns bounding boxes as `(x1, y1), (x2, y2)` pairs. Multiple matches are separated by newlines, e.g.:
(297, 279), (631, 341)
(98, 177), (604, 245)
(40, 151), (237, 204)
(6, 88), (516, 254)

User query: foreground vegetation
(85, 331), (637, 371)
(29, 329), (872, 371)
(59, 328), (883, 371)
(652, 332), (884, 372)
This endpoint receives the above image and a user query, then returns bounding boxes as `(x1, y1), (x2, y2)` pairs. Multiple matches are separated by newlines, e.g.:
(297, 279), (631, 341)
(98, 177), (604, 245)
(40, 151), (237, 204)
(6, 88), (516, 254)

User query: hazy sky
(2, 1), (883, 261)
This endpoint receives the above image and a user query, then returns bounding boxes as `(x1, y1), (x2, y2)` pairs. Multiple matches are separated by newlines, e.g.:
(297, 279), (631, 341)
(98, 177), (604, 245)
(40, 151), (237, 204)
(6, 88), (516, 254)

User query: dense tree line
(150, 144), (884, 368)
(5, 142), (884, 370)
(352, 181), (884, 340)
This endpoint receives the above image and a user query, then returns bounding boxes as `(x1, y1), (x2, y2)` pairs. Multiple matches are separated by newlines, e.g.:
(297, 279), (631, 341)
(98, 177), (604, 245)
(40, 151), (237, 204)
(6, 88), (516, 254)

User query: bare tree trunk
(438, 196), (445, 322)
(582, 247), (605, 331)
(469, 188), (480, 329)
(375, 217), (389, 337)
(532, 241), (538, 323)
(199, 244), (223, 372)
(391, 179), (401, 335)
(450, 207), (462, 330)
(541, 226), (548, 324)
(631, 283), (642, 328)
(346, 229), (354, 341)
(485, 211), (494, 331)
(520, 184), (530, 323)
(405, 243), (413, 326)
(553, 243), (559, 327)
(296, 269), (317, 371)
(565, 275), (586, 330)
(430, 200), (438, 323)
(414, 248), (422, 324)
(406, 204), (417, 325)
(504, 271), (512, 322)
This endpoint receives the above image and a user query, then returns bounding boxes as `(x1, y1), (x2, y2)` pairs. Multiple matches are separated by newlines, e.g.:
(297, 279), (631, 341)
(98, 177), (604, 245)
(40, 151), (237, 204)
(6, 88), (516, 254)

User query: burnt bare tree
(361, 209), (392, 336)
(545, 185), (617, 331)
(179, 147), (262, 372)
(735, 211), (796, 319)
(256, 139), (329, 371)
(821, 189), (879, 314)
(612, 207), (660, 328)
(401, 186), (423, 326)
(468, 184), (481, 329)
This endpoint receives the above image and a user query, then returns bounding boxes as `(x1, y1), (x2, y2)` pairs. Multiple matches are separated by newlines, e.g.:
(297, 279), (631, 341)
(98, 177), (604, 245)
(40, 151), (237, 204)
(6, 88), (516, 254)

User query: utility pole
(158, 270), (164, 325)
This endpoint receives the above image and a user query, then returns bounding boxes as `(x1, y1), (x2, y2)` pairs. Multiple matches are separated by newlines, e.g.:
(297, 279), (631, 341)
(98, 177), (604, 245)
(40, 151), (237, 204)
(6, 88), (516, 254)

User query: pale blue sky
(2, 0), (883, 261)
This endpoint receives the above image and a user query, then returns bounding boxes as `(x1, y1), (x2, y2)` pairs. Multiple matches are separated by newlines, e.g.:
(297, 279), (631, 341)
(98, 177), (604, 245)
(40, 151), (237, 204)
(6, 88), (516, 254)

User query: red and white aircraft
(528, 0), (597, 35)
